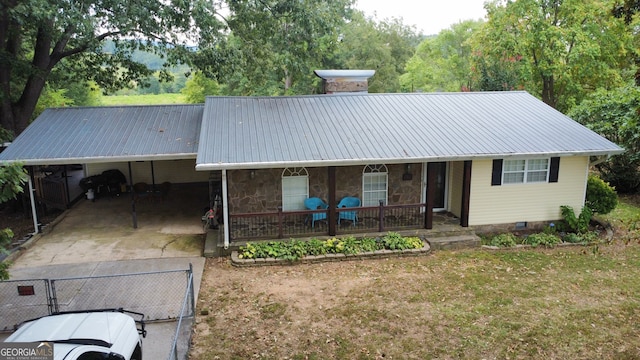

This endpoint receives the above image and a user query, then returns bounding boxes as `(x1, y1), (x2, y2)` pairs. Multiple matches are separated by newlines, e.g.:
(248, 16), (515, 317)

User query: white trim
(362, 164), (388, 207)
(222, 169), (230, 249)
(194, 150), (623, 171)
(28, 176), (39, 235)
(281, 167), (309, 211)
(502, 158), (550, 184)
(421, 162), (449, 212)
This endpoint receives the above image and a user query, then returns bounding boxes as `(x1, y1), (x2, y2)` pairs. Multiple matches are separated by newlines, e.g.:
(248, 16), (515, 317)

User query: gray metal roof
(0, 104), (203, 165)
(196, 91), (623, 170)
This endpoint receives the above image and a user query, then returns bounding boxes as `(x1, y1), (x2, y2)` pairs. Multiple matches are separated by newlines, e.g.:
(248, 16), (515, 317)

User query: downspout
(27, 169), (39, 234)
(222, 169), (230, 249)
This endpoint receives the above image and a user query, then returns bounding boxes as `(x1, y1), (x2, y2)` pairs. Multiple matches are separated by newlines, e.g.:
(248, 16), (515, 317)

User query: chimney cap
(314, 70), (375, 81)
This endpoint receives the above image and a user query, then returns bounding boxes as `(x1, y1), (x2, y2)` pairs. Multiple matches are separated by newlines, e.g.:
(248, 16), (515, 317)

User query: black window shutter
(549, 157), (560, 183)
(491, 159), (503, 186)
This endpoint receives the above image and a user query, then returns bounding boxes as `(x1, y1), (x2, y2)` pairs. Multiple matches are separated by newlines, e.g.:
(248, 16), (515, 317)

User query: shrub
(562, 233), (582, 244)
(560, 205), (592, 234)
(586, 175), (618, 214)
(524, 233), (561, 247)
(490, 233), (517, 247)
(238, 233), (423, 260)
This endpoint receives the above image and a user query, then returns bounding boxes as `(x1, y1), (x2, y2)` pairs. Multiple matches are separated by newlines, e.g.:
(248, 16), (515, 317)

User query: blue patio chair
(304, 197), (328, 228)
(337, 196), (360, 226)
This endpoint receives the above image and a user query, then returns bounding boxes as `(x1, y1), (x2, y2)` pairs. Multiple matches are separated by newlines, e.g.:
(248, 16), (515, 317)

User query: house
(0, 70), (624, 250)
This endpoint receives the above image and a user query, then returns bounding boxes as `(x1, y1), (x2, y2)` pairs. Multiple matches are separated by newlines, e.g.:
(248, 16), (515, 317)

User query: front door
(421, 162), (448, 211)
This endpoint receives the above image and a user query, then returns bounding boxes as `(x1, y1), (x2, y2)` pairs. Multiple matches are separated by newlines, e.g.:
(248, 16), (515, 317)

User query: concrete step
(426, 234), (481, 250)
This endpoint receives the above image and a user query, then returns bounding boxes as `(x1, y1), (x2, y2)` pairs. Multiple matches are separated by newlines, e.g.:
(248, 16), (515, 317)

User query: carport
(0, 104), (214, 232)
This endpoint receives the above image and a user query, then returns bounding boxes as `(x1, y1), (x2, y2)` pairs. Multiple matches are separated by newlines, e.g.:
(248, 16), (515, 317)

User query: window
(503, 158), (549, 184)
(362, 164), (388, 206)
(281, 168), (309, 211)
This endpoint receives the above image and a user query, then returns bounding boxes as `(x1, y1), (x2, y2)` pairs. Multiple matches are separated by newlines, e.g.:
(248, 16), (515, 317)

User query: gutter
(195, 150), (625, 171)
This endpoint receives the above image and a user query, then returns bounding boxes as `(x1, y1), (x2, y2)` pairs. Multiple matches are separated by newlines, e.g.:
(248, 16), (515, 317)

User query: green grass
(190, 197), (640, 360)
(100, 93), (187, 106)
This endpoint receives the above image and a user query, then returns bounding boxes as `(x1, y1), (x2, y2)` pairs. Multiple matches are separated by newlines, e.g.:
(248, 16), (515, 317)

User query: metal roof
(0, 104), (203, 165)
(196, 91), (623, 170)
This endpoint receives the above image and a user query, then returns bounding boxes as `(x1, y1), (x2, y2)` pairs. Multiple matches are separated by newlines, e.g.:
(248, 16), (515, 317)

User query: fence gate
(0, 279), (52, 332)
(0, 267), (193, 332)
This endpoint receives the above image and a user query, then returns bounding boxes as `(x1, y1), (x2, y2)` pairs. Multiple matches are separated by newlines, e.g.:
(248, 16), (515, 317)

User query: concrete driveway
(3, 185), (209, 360)
(10, 184), (207, 267)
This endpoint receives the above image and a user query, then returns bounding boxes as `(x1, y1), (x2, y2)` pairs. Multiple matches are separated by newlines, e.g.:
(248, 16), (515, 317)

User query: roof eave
(1, 153), (197, 166)
(195, 149), (625, 171)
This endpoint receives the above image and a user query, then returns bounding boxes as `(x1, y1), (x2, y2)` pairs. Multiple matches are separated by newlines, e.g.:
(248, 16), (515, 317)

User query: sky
(354, 0), (488, 35)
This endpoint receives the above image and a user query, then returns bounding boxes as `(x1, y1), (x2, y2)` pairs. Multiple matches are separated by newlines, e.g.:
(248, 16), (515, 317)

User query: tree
(182, 72), (221, 103)
(612, 0), (640, 85)
(568, 85), (640, 193)
(0, 0), (224, 138)
(0, 162), (28, 280)
(474, 0), (631, 112)
(196, 0), (354, 96)
(333, 12), (422, 93)
(400, 20), (482, 92)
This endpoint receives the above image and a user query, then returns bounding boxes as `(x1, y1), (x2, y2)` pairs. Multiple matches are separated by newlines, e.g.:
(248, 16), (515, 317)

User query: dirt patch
(0, 203), (61, 246)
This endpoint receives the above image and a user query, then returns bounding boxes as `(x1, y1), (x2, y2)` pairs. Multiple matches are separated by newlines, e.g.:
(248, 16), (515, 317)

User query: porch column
(222, 169), (230, 249)
(128, 162), (138, 229)
(460, 160), (472, 227)
(425, 162), (437, 229)
(328, 166), (337, 236)
(27, 167), (40, 234)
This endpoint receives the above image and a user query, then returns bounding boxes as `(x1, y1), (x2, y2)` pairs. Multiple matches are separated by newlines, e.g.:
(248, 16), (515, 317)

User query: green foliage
(100, 94), (187, 106)
(490, 233), (518, 247)
(0, 163), (28, 203)
(334, 12), (422, 93)
(586, 175), (618, 214)
(473, 0), (629, 111)
(381, 232), (422, 250)
(0, 163), (26, 280)
(560, 205), (593, 234)
(569, 86), (640, 193)
(563, 231), (600, 244)
(401, 20), (482, 92)
(1, 0), (223, 136)
(524, 233), (562, 248)
(206, 0), (353, 95)
(0, 228), (13, 280)
(181, 72), (221, 103)
(238, 233), (423, 261)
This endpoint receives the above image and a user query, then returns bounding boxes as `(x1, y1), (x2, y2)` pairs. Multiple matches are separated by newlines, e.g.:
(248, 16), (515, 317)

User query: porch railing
(228, 202), (427, 241)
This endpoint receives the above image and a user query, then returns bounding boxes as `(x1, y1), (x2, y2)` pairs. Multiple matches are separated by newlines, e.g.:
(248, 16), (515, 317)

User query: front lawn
(190, 199), (640, 359)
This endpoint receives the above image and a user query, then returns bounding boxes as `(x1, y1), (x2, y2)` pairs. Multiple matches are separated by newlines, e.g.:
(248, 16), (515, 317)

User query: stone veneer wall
(227, 163), (424, 214)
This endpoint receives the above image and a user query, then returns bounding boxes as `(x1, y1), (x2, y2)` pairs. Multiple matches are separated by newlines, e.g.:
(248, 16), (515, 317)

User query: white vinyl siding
(503, 158), (549, 184)
(469, 157), (588, 226)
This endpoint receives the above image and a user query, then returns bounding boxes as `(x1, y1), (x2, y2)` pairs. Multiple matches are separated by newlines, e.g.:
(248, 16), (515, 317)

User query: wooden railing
(228, 202), (428, 241)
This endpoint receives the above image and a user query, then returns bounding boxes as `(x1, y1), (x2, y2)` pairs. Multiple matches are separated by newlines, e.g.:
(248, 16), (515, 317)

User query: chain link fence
(0, 267), (194, 331)
(0, 279), (52, 332)
(167, 269), (195, 360)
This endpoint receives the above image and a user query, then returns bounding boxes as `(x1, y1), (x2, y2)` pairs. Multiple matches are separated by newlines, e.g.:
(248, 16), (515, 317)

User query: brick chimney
(314, 70), (375, 94)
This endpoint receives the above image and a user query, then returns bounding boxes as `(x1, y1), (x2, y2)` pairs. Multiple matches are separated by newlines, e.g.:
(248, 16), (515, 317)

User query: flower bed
(231, 232), (430, 267)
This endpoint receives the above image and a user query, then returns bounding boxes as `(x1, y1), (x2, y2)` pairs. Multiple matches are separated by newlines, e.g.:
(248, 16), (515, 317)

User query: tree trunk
(541, 75), (556, 109)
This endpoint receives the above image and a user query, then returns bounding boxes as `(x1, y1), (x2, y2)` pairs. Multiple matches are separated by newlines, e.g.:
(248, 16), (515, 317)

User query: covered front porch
(206, 209), (479, 256)
(206, 160), (475, 252)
